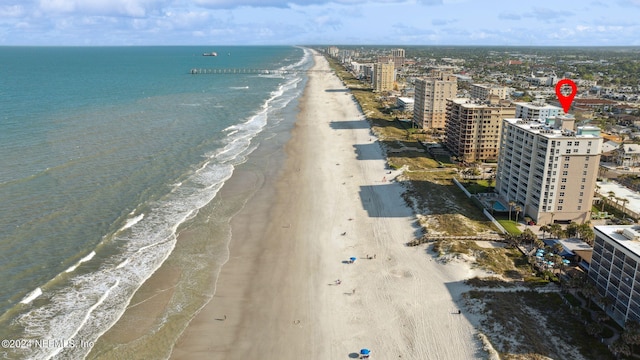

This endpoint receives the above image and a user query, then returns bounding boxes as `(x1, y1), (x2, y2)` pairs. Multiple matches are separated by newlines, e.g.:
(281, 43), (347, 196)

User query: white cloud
(0, 5), (25, 17)
(38, 0), (164, 17)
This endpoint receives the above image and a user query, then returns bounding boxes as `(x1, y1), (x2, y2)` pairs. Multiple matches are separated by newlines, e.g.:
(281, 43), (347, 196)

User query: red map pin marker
(555, 79), (577, 113)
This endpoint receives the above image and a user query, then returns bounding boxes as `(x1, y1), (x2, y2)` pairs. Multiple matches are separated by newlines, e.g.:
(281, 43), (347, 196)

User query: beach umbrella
(350, 257), (357, 262)
(360, 348), (371, 355)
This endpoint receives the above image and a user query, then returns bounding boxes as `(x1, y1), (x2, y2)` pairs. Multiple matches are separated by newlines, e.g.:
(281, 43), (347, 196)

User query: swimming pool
(493, 201), (508, 211)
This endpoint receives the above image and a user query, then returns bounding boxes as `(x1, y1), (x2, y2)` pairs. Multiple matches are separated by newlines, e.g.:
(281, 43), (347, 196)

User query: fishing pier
(189, 68), (332, 75)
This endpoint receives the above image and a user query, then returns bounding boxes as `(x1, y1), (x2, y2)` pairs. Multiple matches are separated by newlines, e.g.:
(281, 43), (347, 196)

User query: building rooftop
(595, 225), (640, 257)
(503, 118), (602, 139)
(451, 98), (512, 108)
(596, 180), (640, 215)
(514, 101), (562, 111)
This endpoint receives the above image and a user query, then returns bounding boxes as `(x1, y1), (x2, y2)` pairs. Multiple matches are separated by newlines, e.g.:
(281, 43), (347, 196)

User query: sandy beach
(170, 51), (487, 360)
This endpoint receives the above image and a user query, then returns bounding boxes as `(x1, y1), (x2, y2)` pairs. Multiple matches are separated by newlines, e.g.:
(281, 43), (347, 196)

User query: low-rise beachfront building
(588, 225), (640, 327)
(495, 116), (603, 224)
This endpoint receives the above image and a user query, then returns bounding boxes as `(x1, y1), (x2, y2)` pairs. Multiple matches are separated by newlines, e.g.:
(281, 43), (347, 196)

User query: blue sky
(1, 0), (639, 46)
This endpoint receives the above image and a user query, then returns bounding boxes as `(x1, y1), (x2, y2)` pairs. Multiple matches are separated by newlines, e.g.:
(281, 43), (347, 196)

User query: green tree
(549, 223), (563, 239)
(610, 338), (631, 358)
(622, 321), (640, 355)
(539, 225), (550, 239)
(566, 222), (579, 238)
(586, 322), (604, 337)
(582, 282), (598, 309)
(520, 228), (537, 250)
(508, 201), (516, 221)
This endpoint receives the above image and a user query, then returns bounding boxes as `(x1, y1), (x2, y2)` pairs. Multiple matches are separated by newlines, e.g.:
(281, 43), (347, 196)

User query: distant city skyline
(1, 0), (640, 46)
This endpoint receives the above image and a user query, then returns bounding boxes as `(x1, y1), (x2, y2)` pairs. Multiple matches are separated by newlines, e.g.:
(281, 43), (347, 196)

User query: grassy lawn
(497, 219), (521, 235)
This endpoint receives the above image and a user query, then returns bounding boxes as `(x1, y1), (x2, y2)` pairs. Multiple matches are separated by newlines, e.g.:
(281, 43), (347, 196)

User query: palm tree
(600, 296), (614, 313)
(610, 338), (631, 358)
(608, 191), (616, 210)
(586, 322), (604, 337)
(514, 205), (522, 222)
(621, 198), (629, 216)
(553, 242), (564, 255)
(520, 228), (537, 249)
(566, 222), (579, 237)
(623, 321), (640, 356)
(508, 200), (516, 221)
(549, 223), (563, 239)
(582, 282), (598, 309)
(539, 225), (550, 240)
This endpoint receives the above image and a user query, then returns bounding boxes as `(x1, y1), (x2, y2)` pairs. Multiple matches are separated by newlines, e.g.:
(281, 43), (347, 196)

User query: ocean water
(0, 46), (311, 359)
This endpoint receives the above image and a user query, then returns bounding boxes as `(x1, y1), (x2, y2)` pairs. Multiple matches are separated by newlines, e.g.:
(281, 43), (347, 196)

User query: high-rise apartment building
(588, 225), (640, 327)
(495, 116), (602, 224)
(372, 61), (395, 92)
(470, 84), (508, 100)
(445, 98), (515, 163)
(390, 48), (405, 69)
(514, 101), (562, 120)
(413, 70), (458, 131)
(390, 48), (405, 57)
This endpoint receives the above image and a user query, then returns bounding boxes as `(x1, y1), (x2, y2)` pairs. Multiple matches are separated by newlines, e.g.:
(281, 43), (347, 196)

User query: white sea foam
(19, 288), (42, 304)
(65, 251), (96, 273)
(120, 214), (144, 232)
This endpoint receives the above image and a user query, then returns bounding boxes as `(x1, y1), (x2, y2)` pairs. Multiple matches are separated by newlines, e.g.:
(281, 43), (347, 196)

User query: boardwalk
(189, 68), (332, 75)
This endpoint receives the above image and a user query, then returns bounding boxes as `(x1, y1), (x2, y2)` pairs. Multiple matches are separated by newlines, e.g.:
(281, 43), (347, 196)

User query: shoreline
(170, 50), (488, 359)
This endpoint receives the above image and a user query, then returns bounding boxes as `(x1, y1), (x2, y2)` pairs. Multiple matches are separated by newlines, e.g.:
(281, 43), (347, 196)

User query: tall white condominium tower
(413, 70), (457, 131)
(495, 116), (603, 225)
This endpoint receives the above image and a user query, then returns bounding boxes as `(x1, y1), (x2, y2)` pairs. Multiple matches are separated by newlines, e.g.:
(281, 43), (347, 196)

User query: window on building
(560, 185), (566, 190)
(562, 178), (567, 183)
(565, 156), (570, 161)
(567, 141), (572, 146)
(566, 149), (571, 154)
(559, 199), (564, 204)
(564, 164), (569, 169)
(558, 206), (563, 210)
(562, 171), (568, 176)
